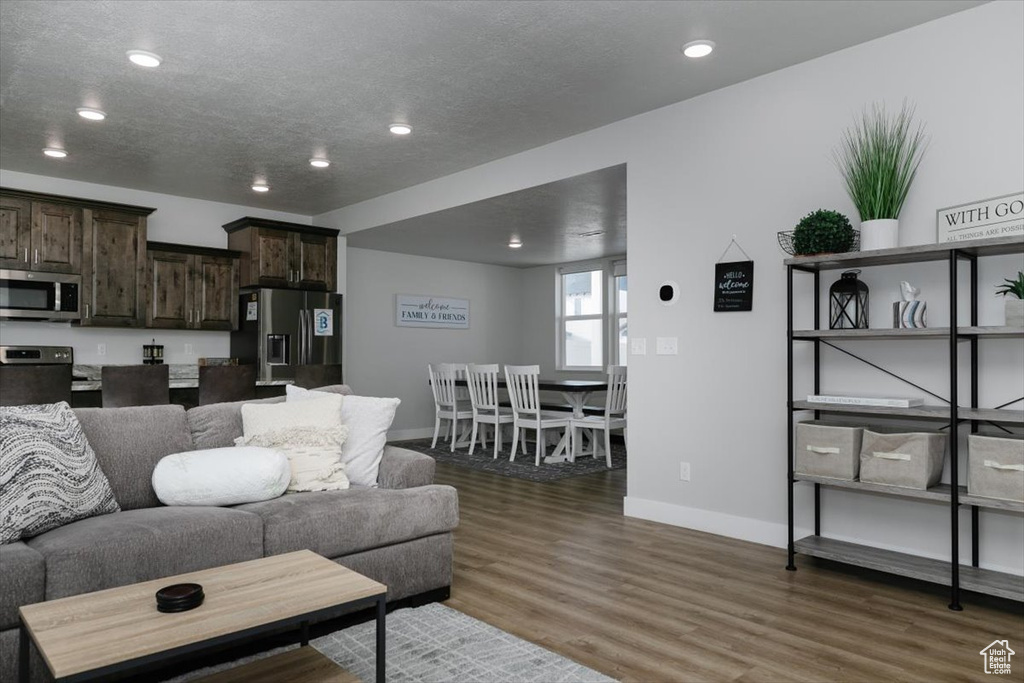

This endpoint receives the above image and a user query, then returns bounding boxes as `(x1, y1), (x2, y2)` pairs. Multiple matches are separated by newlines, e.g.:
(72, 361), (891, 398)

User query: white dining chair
(571, 365), (627, 467)
(466, 364), (516, 459)
(428, 363), (473, 452)
(504, 364), (571, 466)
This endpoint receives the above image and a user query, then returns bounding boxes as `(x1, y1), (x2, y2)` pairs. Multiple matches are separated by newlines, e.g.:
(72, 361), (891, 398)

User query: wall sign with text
(936, 192), (1023, 243)
(396, 295), (470, 329)
(714, 261), (754, 312)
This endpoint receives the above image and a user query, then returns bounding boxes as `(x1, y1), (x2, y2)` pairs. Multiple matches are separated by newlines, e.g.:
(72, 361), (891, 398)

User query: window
(557, 259), (627, 370)
(561, 269), (604, 368)
(615, 273), (628, 366)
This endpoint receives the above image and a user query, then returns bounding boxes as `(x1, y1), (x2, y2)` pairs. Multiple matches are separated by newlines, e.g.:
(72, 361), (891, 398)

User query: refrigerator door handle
(304, 309), (312, 365)
(298, 310), (307, 365)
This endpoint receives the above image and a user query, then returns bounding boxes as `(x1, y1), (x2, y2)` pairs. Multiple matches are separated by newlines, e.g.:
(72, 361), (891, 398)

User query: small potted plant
(996, 271), (1024, 327)
(833, 101), (928, 251)
(791, 209), (856, 255)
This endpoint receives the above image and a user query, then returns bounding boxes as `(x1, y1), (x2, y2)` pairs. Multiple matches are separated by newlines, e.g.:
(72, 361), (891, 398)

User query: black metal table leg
(19, 620), (30, 683)
(376, 596), (386, 683)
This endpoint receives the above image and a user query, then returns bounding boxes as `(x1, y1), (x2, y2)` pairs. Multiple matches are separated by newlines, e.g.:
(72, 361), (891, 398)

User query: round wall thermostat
(659, 281), (679, 305)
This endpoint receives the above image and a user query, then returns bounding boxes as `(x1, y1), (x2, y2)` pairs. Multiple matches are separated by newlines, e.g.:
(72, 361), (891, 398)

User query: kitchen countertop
(71, 364), (291, 392)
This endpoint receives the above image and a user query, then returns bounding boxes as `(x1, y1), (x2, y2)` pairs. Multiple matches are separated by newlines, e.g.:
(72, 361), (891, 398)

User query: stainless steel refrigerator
(230, 288), (343, 382)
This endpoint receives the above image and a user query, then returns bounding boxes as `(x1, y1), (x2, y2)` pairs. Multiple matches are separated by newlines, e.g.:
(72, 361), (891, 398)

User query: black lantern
(829, 270), (869, 329)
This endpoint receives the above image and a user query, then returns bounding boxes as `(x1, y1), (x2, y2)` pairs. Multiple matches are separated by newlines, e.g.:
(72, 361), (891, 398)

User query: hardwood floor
(434, 462), (1024, 682)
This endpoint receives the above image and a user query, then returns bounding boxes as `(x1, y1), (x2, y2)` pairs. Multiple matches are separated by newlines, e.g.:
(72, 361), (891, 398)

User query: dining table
(437, 376), (609, 463)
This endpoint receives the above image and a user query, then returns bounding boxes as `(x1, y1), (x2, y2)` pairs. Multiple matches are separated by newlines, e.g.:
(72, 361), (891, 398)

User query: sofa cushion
(0, 542), (44, 629)
(26, 507), (263, 600)
(186, 386), (353, 450)
(74, 406), (194, 510)
(234, 484), (459, 559)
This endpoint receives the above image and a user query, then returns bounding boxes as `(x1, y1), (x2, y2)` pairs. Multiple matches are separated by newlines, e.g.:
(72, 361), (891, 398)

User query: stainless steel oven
(0, 269), (81, 321)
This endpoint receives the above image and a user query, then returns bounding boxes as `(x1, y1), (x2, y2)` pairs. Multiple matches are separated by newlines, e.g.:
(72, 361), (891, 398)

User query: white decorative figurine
(893, 280), (927, 328)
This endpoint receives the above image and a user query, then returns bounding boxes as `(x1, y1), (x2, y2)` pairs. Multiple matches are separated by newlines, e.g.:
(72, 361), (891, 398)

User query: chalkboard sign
(714, 260), (754, 312)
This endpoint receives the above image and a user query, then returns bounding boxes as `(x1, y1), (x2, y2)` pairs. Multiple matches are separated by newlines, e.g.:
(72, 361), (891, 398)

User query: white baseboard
(623, 496), (1023, 576)
(387, 427), (435, 442)
(623, 496), (804, 549)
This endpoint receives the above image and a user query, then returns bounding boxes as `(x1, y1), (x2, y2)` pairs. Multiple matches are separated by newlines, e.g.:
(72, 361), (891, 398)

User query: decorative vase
(1006, 299), (1024, 328)
(860, 219), (899, 251)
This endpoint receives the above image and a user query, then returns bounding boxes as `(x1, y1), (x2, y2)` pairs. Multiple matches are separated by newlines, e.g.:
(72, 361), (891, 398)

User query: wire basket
(777, 230), (860, 256)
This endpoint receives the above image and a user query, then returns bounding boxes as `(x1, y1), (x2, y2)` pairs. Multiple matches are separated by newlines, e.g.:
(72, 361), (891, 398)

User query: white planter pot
(1006, 298), (1024, 328)
(860, 219), (899, 251)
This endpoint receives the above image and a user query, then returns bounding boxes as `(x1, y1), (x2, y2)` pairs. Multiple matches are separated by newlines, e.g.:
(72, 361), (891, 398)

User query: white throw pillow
(286, 385), (400, 487)
(235, 426), (350, 492)
(152, 447), (290, 506)
(240, 394), (343, 437)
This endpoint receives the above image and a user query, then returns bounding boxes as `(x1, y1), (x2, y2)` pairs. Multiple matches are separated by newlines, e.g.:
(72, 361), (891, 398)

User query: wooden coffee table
(18, 550), (387, 682)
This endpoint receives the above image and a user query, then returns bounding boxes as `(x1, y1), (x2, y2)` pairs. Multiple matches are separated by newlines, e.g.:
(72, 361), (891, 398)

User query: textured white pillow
(286, 385), (400, 487)
(241, 394), (343, 437)
(152, 447), (290, 506)
(235, 426), (350, 492)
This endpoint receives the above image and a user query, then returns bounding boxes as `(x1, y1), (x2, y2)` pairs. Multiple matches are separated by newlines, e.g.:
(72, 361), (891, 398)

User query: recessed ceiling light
(126, 50), (162, 68)
(309, 158), (330, 168)
(682, 40), (715, 58)
(508, 237), (523, 249)
(389, 123), (412, 136)
(251, 183), (270, 193)
(43, 148), (68, 158)
(76, 107), (106, 121)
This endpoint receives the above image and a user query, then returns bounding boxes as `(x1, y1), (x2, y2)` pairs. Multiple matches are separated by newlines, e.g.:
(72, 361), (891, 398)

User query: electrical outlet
(656, 337), (678, 355)
(97, 344), (106, 356)
(630, 338), (647, 355)
(184, 343), (194, 355)
(679, 462), (691, 481)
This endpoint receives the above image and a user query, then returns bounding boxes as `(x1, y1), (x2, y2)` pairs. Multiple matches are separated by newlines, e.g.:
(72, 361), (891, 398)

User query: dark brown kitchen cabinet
(81, 208), (150, 327)
(223, 217), (338, 291)
(1, 188), (156, 327)
(0, 195), (31, 269)
(0, 193), (82, 273)
(147, 243), (240, 331)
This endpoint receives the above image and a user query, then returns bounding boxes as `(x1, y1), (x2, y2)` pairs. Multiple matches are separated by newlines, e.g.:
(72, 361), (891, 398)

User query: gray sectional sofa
(0, 386), (459, 682)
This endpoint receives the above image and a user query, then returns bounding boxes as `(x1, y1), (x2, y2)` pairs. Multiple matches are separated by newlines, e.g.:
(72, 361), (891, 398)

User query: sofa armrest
(377, 446), (436, 489)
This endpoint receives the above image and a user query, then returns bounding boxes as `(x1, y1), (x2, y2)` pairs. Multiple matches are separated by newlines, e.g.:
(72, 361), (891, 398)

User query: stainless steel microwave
(0, 269), (81, 321)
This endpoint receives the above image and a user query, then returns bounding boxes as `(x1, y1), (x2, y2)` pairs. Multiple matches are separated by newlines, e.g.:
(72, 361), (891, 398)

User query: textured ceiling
(347, 165), (626, 268)
(0, 0), (981, 215)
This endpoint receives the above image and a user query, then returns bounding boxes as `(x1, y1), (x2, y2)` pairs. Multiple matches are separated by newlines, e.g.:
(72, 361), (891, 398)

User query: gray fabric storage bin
(795, 421), (862, 480)
(968, 434), (1024, 503)
(859, 428), (946, 489)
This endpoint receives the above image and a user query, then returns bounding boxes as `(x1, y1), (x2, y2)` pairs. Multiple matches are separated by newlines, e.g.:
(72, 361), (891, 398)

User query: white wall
(316, 3), (1024, 573)
(0, 170), (312, 364)
(344, 247), (525, 436)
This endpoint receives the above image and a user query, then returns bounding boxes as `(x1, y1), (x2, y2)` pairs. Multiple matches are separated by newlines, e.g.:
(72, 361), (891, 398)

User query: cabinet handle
(188, 309), (193, 323)
(34, 249), (39, 264)
(84, 304), (90, 319)
(24, 248), (28, 262)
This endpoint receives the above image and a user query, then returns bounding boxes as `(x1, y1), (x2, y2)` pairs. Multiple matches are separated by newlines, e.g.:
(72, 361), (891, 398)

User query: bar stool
(198, 364), (257, 405)
(101, 365), (170, 407)
(0, 365), (73, 406)
(294, 364), (343, 389)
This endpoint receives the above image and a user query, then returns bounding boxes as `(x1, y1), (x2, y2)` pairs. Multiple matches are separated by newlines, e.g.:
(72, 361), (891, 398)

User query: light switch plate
(656, 337), (678, 355)
(630, 338), (647, 355)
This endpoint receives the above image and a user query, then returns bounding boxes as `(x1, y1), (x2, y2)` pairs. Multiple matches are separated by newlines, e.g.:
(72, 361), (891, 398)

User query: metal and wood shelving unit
(784, 234), (1024, 610)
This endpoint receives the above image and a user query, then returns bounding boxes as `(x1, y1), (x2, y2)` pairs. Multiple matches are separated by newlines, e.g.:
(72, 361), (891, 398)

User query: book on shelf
(807, 395), (925, 408)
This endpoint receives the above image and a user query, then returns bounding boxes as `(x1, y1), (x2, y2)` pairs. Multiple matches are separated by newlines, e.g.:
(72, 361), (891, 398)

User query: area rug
(173, 603), (615, 682)
(393, 437), (626, 482)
